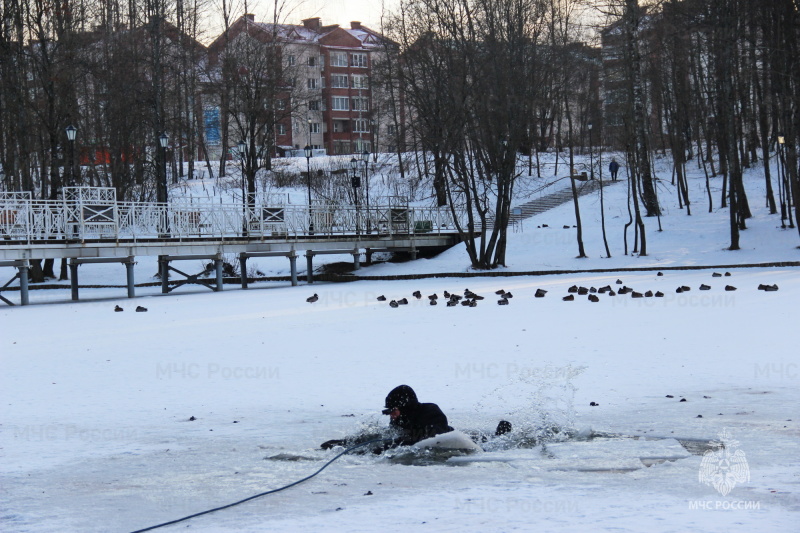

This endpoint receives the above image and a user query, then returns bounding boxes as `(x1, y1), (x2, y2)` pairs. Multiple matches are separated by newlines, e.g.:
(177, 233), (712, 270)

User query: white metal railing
(0, 192), (461, 243)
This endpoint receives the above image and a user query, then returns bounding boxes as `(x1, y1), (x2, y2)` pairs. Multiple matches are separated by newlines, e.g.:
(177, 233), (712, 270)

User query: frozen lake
(2, 268), (798, 532)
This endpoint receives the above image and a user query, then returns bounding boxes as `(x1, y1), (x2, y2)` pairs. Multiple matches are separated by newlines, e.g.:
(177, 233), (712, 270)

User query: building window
(334, 140), (351, 154)
(330, 52), (348, 67)
(352, 97), (369, 111)
(330, 74), (348, 88)
(287, 55), (296, 66)
(275, 99), (286, 110)
(387, 124), (397, 136)
(354, 139), (371, 153)
(351, 75), (369, 89)
(307, 56), (316, 67)
(332, 97), (349, 111)
(276, 123), (287, 135)
(307, 78), (319, 89)
(309, 122), (321, 134)
(351, 53), (367, 68)
(333, 120), (348, 133)
(309, 100), (320, 111)
(353, 119), (370, 133)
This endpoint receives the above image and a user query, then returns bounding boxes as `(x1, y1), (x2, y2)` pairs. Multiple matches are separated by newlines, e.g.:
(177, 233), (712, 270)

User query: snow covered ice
(1, 163), (799, 532)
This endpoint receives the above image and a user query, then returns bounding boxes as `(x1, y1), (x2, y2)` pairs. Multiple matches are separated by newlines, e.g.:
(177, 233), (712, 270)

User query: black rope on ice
(129, 438), (388, 533)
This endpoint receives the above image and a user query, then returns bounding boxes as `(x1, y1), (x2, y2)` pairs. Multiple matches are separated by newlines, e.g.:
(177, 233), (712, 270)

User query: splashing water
(475, 363), (586, 447)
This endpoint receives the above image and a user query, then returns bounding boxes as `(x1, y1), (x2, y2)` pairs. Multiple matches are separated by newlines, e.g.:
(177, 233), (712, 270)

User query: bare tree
(207, 5), (298, 218)
(548, 0), (588, 258)
(389, 0), (548, 268)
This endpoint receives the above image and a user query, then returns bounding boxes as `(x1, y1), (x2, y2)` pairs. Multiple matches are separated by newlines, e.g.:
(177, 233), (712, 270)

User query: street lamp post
(65, 125), (77, 187)
(362, 149), (370, 233)
(588, 123), (594, 180)
(304, 144), (314, 235)
(527, 126), (532, 176)
(500, 138), (508, 182)
(238, 140), (247, 236)
(370, 120), (377, 163)
(778, 135), (789, 228)
(777, 135), (795, 228)
(350, 157), (361, 235)
(158, 133), (170, 237)
(64, 125), (78, 240)
(159, 133), (169, 204)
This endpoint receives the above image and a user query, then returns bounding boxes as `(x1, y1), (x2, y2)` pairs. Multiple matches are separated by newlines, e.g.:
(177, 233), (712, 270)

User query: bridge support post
(352, 251), (361, 270)
(125, 258), (136, 298)
(365, 248), (373, 266)
(70, 260), (79, 300)
(306, 252), (314, 284)
(239, 253), (248, 289)
(289, 255), (298, 286)
(159, 256), (169, 294)
(18, 264), (29, 306)
(214, 258), (223, 292)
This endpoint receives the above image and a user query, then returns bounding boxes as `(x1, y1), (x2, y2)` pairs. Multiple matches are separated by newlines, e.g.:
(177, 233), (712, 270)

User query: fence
(1, 188), (462, 243)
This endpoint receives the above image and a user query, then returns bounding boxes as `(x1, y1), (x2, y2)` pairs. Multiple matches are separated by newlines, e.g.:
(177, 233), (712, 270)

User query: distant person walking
(609, 159), (620, 181)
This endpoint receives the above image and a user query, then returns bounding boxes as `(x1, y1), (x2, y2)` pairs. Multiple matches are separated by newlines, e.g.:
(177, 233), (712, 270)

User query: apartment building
(206, 15), (400, 158)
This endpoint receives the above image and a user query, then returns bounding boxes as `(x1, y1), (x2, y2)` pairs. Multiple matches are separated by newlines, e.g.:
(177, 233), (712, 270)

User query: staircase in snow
(484, 179), (622, 230)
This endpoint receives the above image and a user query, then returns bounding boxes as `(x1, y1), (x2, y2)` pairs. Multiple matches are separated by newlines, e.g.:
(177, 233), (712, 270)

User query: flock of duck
(305, 271), (780, 307)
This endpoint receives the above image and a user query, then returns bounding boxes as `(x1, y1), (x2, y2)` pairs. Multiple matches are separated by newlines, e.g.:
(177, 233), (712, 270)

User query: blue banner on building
(204, 107), (220, 145)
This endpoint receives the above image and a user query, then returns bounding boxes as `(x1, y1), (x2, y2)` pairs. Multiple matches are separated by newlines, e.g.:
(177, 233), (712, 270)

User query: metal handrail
(0, 197), (462, 243)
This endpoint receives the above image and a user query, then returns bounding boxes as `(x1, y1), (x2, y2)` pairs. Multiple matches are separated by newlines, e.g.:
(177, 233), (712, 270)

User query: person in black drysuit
(320, 385), (453, 451)
(609, 159), (620, 181)
(382, 384), (454, 446)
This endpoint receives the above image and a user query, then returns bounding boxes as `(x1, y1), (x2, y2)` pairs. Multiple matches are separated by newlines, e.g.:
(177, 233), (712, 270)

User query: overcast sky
(208, 0), (603, 44)
(240, 0), (396, 31)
